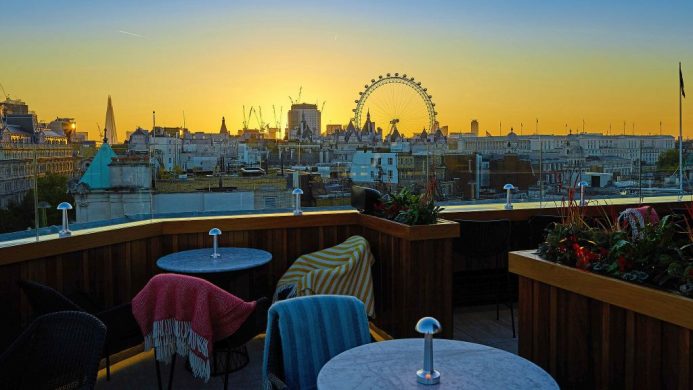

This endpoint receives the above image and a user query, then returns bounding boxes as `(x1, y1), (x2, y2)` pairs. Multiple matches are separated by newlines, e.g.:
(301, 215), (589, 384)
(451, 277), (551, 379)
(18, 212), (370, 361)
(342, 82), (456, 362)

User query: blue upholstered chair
(262, 295), (371, 390)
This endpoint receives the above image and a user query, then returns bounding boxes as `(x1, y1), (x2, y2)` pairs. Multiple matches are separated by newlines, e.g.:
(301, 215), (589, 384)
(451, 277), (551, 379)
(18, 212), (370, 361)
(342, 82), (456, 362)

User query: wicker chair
(18, 280), (142, 381)
(0, 311), (106, 390)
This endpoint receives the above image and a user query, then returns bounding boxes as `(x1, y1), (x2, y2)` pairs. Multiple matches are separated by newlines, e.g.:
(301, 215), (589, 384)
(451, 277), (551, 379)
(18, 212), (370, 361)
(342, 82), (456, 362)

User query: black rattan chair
(456, 219), (515, 337)
(18, 280), (142, 381)
(0, 311), (106, 390)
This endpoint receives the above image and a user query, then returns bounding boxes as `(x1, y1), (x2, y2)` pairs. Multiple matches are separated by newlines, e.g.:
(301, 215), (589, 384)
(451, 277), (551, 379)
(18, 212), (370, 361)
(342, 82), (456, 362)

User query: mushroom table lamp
(415, 316), (442, 385)
(292, 188), (303, 216)
(209, 228), (221, 258)
(503, 184), (515, 210)
(577, 181), (589, 206)
(57, 202), (73, 238)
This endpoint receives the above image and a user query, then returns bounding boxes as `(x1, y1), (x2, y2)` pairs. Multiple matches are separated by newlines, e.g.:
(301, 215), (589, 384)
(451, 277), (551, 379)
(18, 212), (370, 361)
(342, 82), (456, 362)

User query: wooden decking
(96, 305), (517, 389)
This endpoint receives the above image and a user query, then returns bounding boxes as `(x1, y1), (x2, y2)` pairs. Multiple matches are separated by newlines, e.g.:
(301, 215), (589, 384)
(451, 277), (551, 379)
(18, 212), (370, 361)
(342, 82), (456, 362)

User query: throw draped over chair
(274, 235), (375, 317)
(131, 273), (269, 390)
(0, 311), (106, 390)
(455, 219), (516, 338)
(263, 295), (371, 390)
(18, 279), (142, 381)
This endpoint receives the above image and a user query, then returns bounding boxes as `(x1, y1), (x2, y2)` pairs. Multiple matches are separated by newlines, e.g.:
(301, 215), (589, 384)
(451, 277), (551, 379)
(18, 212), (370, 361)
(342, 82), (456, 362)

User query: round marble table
(156, 247), (272, 274)
(157, 248), (272, 299)
(317, 339), (558, 390)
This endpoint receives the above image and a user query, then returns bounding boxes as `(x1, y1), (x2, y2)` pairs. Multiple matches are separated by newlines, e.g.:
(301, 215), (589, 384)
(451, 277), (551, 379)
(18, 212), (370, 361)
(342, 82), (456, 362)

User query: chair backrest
(0, 311), (106, 390)
(18, 280), (82, 317)
(455, 219), (511, 259)
(263, 295), (371, 390)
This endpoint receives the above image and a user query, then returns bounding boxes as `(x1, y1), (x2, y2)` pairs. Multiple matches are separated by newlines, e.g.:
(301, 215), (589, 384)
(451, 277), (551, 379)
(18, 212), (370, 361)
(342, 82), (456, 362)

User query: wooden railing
(0, 211), (458, 347)
(0, 198), (689, 352)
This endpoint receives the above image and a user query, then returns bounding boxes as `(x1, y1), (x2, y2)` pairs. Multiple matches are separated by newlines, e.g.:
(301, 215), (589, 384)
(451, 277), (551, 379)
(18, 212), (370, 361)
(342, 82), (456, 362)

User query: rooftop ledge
(0, 194), (689, 262)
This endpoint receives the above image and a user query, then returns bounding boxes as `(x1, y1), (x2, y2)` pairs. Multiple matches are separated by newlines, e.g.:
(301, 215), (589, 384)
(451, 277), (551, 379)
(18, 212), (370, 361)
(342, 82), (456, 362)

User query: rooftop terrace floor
(96, 304), (516, 389)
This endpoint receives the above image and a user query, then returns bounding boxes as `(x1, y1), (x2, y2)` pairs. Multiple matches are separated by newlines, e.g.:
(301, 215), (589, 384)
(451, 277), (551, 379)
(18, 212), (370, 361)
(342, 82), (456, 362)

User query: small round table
(157, 247), (272, 274)
(317, 339), (558, 390)
(156, 247), (273, 300)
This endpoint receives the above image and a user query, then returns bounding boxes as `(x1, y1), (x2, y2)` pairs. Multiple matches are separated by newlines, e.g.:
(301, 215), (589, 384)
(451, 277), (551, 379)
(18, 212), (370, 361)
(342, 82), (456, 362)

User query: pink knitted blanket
(132, 274), (256, 381)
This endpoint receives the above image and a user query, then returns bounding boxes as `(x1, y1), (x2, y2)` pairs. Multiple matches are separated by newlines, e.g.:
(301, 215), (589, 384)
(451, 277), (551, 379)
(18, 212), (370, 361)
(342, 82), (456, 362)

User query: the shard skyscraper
(104, 95), (118, 144)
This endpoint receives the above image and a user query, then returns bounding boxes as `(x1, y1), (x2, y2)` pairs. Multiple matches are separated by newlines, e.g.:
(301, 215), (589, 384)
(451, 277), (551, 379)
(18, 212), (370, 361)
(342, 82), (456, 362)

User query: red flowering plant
(538, 199), (693, 297)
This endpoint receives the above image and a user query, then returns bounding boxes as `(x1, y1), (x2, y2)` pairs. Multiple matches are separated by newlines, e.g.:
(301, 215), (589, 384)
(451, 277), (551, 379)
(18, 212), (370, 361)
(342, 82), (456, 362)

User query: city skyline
(1, 0), (692, 140)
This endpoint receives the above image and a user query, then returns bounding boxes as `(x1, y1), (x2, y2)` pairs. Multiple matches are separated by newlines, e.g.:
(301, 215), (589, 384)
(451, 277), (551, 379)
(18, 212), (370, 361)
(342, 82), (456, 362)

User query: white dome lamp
(57, 202), (73, 238)
(292, 188), (304, 216)
(415, 316), (442, 385)
(503, 184), (515, 210)
(209, 228), (222, 258)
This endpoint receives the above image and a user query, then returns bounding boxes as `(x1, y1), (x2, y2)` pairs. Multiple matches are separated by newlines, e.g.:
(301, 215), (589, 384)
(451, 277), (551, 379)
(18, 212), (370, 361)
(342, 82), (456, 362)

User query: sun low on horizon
(1, 0), (692, 140)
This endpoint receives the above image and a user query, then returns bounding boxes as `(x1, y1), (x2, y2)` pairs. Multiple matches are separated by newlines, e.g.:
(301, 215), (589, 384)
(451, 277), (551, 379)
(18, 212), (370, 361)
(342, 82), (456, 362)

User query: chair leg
(509, 300), (516, 338)
(224, 344), (232, 390)
(106, 354), (111, 381)
(167, 353), (176, 390)
(506, 271), (516, 338)
(154, 350), (163, 390)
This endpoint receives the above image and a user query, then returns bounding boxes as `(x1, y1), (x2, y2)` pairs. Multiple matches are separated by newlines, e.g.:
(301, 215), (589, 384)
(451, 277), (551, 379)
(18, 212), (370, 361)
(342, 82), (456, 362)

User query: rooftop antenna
(297, 86), (302, 103)
(660, 120), (662, 135)
(183, 110), (186, 130)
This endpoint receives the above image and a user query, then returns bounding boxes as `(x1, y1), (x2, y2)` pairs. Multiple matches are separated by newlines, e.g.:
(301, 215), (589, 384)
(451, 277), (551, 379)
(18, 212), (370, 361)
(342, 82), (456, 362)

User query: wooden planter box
(510, 250), (693, 389)
(357, 214), (459, 338)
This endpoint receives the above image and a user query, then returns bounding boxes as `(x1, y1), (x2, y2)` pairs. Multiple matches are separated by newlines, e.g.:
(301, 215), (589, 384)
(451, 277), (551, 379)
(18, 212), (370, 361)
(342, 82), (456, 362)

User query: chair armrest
(369, 322), (393, 342)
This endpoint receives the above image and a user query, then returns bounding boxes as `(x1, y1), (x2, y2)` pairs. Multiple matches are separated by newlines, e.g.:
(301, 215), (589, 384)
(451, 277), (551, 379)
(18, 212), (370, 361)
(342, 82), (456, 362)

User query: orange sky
(2, 1), (692, 140)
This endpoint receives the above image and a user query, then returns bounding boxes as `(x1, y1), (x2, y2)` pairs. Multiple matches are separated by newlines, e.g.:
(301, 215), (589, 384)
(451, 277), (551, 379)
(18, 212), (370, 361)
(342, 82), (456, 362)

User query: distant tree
(0, 174), (74, 233)
(656, 149), (679, 175)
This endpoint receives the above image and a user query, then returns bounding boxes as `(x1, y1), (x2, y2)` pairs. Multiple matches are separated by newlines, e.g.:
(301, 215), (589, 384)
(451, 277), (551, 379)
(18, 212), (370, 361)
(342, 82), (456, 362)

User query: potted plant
(372, 188), (443, 226)
(537, 201), (693, 297)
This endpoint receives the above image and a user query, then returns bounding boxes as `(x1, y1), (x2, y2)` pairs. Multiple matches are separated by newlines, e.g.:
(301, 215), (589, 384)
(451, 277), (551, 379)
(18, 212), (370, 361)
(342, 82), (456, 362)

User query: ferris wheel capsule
(394, 73), (399, 77)
(371, 79), (375, 82)
(402, 74), (407, 78)
(379, 75), (383, 79)
(386, 73), (391, 76)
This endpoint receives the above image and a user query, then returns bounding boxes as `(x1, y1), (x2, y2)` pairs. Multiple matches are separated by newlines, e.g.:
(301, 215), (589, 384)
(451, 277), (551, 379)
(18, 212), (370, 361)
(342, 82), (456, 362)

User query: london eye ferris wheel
(352, 73), (437, 137)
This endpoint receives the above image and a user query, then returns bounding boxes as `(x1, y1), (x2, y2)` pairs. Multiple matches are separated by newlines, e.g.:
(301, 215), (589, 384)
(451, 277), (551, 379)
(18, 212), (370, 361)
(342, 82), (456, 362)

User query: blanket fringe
(143, 319), (211, 381)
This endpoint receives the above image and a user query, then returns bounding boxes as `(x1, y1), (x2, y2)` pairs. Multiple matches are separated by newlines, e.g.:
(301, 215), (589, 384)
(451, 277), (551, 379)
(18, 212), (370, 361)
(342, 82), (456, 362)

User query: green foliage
(656, 149), (679, 175)
(0, 174), (74, 233)
(373, 187), (443, 225)
(537, 205), (693, 297)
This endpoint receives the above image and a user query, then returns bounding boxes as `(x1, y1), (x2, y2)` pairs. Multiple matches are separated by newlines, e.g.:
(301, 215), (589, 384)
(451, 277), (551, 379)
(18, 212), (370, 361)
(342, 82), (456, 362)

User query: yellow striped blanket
(274, 235), (375, 317)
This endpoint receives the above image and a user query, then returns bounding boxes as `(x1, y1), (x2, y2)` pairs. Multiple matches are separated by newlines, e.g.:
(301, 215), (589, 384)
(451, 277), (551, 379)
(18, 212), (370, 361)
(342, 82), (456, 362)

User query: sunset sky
(1, 0), (692, 140)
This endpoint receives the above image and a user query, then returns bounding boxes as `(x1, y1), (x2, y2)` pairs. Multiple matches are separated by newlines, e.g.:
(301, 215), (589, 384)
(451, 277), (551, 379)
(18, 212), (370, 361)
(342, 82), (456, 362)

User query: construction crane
(0, 83), (9, 100)
(242, 105), (249, 130)
(288, 86), (303, 106)
(252, 107), (263, 130)
(245, 106), (255, 130)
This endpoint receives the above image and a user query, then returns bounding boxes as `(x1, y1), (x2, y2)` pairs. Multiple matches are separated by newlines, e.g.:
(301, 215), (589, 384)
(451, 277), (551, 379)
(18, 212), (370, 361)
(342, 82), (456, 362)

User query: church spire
(219, 116), (228, 135)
